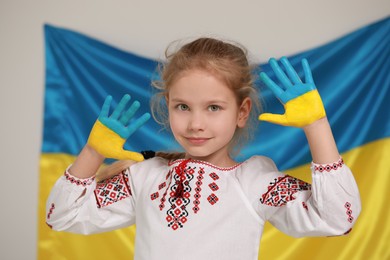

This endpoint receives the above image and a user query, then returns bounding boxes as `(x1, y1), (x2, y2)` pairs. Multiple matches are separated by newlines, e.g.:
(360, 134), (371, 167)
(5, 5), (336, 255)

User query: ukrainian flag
(38, 17), (390, 259)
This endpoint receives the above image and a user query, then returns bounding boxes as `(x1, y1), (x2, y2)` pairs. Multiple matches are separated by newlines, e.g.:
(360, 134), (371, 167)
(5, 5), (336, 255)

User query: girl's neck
(184, 153), (237, 168)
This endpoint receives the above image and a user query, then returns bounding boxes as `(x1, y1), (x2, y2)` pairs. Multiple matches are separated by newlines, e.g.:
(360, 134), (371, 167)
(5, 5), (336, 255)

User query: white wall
(0, 0), (388, 259)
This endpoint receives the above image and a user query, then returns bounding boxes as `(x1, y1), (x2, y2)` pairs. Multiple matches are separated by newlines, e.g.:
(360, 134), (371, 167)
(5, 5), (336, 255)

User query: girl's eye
(177, 104), (189, 111)
(208, 105), (220, 112)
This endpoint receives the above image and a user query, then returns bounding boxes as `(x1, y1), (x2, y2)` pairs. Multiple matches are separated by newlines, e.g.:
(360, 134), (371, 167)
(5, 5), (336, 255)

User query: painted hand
(87, 94), (151, 161)
(259, 57), (326, 127)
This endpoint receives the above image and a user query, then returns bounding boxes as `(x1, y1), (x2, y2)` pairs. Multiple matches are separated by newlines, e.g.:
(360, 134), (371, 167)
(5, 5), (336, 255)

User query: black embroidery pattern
(94, 170), (131, 208)
(193, 167), (205, 214)
(166, 165), (195, 230)
(47, 203), (55, 220)
(314, 158), (344, 173)
(64, 171), (95, 187)
(345, 202), (354, 223)
(260, 175), (311, 207)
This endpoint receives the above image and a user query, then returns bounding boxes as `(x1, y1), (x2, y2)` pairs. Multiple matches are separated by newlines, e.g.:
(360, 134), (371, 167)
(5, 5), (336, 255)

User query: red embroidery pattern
(151, 192), (159, 200)
(159, 182), (166, 190)
(150, 161), (236, 231)
(94, 170), (132, 208)
(168, 159), (241, 171)
(193, 168), (205, 214)
(64, 171), (95, 187)
(209, 172), (219, 181)
(157, 169), (174, 211)
(302, 202), (308, 211)
(166, 165), (195, 230)
(150, 182), (166, 201)
(345, 202), (354, 223)
(260, 175), (311, 207)
(173, 159), (192, 198)
(207, 172), (220, 205)
(209, 182), (219, 191)
(47, 203), (55, 219)
(313, 158), (344, 173)
(207, 193), (219, 205)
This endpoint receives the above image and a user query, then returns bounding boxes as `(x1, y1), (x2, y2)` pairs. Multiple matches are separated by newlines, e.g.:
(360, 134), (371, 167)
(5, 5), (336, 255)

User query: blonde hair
(96, 160), (136, 182)
(100, 37), (261, 181)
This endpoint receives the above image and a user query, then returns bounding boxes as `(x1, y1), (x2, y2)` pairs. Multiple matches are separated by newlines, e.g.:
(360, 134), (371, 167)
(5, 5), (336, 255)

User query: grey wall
(0, 0), (388, 259)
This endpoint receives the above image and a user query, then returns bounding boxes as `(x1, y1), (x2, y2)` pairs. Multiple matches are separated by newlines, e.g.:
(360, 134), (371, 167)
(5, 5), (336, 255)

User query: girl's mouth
(186, 137), (211, 145)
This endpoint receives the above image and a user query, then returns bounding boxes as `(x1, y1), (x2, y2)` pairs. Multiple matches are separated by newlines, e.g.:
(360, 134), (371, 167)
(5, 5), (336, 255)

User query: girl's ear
(237, 97), (252, 128)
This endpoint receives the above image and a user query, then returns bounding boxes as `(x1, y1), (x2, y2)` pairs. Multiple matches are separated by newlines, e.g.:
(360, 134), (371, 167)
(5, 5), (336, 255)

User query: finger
(302, 59), (314, 84)
(126, 113), (151, 137)
(258, 113), (288, 126)
(280, 57), (302, 84)
(120, 100), (141, 125)
(260, 72), (284, 98)
(111, 94), (131, 120)
(119, 150), (145, 162)
(99, 95), (112, 118)
(269, 58), (293, 89)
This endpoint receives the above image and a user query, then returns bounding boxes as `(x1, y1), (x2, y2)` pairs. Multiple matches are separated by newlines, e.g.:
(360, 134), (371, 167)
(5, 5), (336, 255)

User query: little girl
(46, 38), (361, 260)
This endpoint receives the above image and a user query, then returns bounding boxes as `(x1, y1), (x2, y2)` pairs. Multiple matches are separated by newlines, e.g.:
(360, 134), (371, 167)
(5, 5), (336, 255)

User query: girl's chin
(184, 153), (211, 161)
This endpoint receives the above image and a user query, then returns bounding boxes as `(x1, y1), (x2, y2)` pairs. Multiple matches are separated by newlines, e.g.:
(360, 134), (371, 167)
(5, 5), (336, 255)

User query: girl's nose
(187, 112), (205, 131)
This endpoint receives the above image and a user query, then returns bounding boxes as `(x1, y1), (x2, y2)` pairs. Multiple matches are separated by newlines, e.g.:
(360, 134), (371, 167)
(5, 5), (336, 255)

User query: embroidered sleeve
(46, 166), (136, 234)
(259, 175), (311, 207)
(94, 170), (132, 208)
(259, 157), (361, 238)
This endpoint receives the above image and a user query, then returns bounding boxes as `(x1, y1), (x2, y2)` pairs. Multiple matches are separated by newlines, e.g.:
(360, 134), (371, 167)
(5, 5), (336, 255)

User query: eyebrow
(169, 98), (186, 103)
(170, 98), (229, 105)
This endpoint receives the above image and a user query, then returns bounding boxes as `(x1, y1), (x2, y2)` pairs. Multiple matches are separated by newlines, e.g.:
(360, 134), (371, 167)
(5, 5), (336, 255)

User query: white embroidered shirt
(46, 156), (361, 260)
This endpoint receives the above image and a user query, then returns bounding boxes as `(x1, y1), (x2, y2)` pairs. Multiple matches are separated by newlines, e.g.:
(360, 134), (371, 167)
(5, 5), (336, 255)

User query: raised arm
(259, 57), (339, 163)
(46, 94), (150, 234)
(257, 59), (361, 237)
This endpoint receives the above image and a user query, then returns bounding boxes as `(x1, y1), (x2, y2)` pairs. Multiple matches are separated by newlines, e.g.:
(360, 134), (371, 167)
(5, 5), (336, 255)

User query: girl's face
(167, 69), (250, 167)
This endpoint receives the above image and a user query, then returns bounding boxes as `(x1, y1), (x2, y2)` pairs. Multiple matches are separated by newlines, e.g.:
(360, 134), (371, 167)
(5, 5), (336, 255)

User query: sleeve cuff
(64, 166), (96, 187)
(311, 157), (344, 173)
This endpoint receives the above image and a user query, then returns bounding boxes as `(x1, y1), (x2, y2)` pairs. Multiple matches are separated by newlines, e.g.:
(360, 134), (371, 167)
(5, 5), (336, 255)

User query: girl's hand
(259, 57), (326, 127)
(87, 94), (151, 161)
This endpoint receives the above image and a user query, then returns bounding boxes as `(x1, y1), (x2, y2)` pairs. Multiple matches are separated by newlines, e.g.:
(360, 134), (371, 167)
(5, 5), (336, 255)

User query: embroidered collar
(168, 158), (242, 172)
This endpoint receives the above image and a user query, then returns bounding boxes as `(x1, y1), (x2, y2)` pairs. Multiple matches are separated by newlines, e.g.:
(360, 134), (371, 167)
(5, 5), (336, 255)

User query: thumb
(258, 113), (288, 126)
(116, 149), (145, 162)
